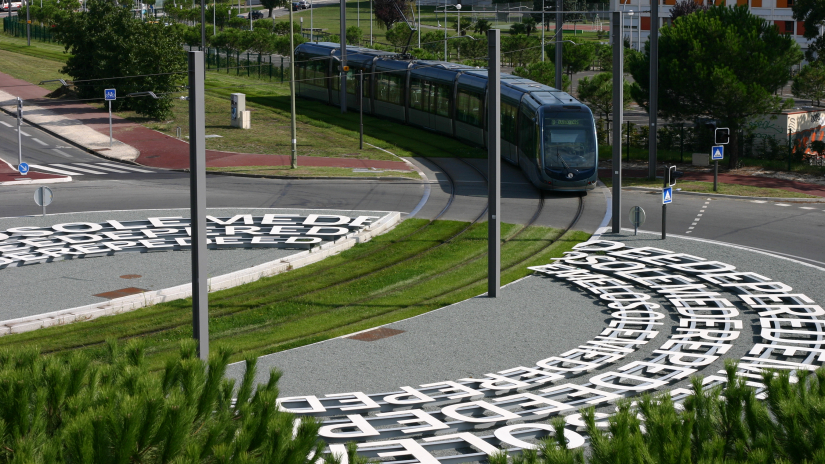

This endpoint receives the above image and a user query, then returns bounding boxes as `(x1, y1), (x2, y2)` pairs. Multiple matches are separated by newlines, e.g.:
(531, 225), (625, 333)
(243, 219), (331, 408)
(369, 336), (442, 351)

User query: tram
(294, 42), (599, 192)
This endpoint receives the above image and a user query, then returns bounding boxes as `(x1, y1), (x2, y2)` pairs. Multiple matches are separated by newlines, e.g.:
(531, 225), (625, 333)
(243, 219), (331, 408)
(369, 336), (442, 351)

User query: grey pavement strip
(0, 208), (399, 335)
(227, 230), (824, 399)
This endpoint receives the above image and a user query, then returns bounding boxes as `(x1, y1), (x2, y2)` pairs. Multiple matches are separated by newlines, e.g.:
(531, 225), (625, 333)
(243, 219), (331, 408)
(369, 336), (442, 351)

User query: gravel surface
(0, 208), (390, 321)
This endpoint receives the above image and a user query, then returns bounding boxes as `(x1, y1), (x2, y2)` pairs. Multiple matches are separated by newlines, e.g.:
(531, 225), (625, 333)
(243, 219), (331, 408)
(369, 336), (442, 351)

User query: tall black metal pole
(200, 0), (205, 50)
(359, 70), (364, 150)
(648, 0), (658, 179)
(188, 51), (209, 361)
(289, 4), (298, 168)
(554, 0), (562, 90)
(611, 11), (623, 234)
(488, 29), (501, 298)
(340, 0), (347, 113)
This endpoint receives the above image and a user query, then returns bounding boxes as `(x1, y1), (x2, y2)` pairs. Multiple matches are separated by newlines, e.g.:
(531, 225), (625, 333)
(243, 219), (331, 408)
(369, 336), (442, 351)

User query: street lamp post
(310, 0), (314, 41)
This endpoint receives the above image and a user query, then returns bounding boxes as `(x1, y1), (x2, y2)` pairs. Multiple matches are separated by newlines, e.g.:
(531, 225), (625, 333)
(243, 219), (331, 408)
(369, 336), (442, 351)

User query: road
(614, 189), (825, 266)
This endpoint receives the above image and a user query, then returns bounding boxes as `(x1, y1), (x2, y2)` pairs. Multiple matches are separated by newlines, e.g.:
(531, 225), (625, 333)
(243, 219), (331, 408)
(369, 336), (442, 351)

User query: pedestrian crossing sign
(663, 187), (673, 204)
(712, 145), (724, 160)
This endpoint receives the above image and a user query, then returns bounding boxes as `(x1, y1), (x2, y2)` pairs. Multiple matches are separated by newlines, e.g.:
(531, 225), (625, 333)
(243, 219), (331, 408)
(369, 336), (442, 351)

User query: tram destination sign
(0, 213), (380, 269)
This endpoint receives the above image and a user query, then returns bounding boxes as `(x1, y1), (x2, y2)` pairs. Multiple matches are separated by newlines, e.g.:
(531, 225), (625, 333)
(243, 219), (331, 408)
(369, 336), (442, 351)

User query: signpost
(105, 88), (116, 148)
(712, 145), (724, 191)
(18, 162), (29, 175)
(17, 97), (22, 167)
(628, 206), (645, 236)
(662, 165), (675, 240)
(33, 186), (53, 217)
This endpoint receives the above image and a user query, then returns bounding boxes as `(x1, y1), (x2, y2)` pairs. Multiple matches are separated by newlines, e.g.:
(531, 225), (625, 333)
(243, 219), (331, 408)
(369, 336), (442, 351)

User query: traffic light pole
(648, 0), (659, 180)
(611, 12), (623, 235)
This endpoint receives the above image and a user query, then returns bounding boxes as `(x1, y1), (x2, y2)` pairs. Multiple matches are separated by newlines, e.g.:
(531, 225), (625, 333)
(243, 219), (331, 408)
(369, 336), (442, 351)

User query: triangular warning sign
(664, 190), (672, 201)
(714, 148), (722, 157)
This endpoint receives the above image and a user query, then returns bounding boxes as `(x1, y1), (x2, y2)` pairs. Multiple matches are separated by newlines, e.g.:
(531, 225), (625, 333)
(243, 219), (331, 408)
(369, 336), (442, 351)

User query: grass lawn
(207, 165), (420, 178)
(0, 219), (589, 370)
(600, 177), (820, 198)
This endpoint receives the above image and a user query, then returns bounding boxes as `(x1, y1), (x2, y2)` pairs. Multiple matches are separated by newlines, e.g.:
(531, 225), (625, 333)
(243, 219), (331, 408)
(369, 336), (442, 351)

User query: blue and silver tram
(294, 42), (599, 191)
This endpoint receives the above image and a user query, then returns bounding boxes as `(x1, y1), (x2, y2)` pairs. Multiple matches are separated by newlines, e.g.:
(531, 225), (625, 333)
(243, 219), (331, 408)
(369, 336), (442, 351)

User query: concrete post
(611, 11), (623, 234)
(487, 29), (501, 298)
(188, 51), (209, 361)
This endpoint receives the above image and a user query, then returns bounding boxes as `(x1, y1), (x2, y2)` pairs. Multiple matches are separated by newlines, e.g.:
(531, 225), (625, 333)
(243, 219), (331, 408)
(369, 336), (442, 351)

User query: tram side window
(500, 102), (517, 143)
(377, 73), (404, 106)
(303, 60), (327, 88)
(411, 78), (451, 117)
(410, 77), (424, 111)
(435, 82), (451, 118)
(519, 107), (535, 158)
(456, 91), (483, 127)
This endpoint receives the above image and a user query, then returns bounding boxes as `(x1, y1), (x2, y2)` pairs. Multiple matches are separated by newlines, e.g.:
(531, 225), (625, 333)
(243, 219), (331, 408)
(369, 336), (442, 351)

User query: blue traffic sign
(712, 145), (724, 160)
(663, 187), (673, 204)
(104, 89), (117, 101)
(18, 162), (29, 175)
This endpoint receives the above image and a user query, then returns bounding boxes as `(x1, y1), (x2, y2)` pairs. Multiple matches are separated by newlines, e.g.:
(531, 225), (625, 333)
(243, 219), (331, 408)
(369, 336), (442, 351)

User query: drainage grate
(120, 274), (142, 279)
(94, 287), (147, 299)
(347, 328), (405, 342)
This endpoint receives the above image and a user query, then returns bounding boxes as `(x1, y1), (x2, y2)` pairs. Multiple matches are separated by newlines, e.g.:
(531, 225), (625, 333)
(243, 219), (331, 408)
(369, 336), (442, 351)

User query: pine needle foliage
(493, 362), (825, 464)
(0, 339), (323, 464)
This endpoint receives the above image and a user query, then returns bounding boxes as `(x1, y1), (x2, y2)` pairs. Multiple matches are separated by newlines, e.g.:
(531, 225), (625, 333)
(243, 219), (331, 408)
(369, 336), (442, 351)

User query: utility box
(230, 93), (251, 129)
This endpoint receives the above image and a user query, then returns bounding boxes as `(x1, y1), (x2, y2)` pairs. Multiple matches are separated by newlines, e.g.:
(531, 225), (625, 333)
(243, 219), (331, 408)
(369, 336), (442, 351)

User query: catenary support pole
(359, 70), (364, 150)
(611, 11), (623, 234)
(188, 51), (209, 361)
(289, 3), (298, 168)
(487, 29), (501, 298)
(200, 0), (205, 50)
(554, 1), (562, 90)
(340, 0), (347, 114)
(26, 0), (30, 46)
(541, 8), (545, 62)
(648, 0), (658, 180)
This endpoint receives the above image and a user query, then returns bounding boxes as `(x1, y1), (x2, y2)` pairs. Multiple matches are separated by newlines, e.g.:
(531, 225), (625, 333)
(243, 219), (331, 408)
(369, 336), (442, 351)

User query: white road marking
(752, 200), (767, 203)
(19, 130), (30, 136)
(52, 149), (72, 158)
(99, 163), (154, 173)
(775, 203), (792, 207)
(29, 164), (81, 176)
(75, 163), (132, 173)
(50, 163), (107, 174)
(800, 206), (816, 210)
(31, 138), (48, 146)
(0, 121), (12, 127)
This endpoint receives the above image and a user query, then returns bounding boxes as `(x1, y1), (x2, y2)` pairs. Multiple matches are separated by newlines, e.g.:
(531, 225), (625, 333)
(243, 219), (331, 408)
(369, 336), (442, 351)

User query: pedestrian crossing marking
(29, 163), (158, 176)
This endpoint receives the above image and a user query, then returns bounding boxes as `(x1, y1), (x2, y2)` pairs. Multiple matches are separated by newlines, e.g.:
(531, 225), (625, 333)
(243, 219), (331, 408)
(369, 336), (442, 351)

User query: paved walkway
(0, 71), (411, 172)
(598, 168), (825, 197)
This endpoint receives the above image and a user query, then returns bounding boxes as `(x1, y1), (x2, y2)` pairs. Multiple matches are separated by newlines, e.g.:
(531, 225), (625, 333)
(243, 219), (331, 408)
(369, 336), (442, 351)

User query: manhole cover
(347, 328), (405, 342)
(120, 274), (142, 279)
(94, 287), (146, 299)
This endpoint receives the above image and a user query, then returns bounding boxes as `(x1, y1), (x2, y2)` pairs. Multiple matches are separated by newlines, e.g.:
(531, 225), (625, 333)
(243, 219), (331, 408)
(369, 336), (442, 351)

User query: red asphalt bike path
(0, 71), (411, 172)
(599, 168), (825, 198)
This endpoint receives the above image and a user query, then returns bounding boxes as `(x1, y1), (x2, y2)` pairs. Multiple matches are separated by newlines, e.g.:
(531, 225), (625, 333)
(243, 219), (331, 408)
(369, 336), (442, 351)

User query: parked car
(0, 1), (22, 11)
(291, 0), (309, 9)
(250, 9), (264, 18)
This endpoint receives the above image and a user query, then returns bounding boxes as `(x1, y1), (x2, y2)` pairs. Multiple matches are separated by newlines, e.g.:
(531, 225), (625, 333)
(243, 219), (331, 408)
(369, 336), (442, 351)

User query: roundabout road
(613, 189), (825, 265)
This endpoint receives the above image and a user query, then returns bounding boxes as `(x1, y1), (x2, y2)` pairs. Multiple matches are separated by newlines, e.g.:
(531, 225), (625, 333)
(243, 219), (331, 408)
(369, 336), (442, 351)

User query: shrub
(0, 340), (323, 463)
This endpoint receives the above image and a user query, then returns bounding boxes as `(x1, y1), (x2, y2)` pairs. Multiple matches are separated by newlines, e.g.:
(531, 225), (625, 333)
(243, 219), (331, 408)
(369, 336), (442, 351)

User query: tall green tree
(792, 63), (825, 106)
(513, 61), (570, 91)
(793, 0), (825, 62)
(577, 72), (631, 145)
(54, 0), (186, 120)
(546, 39), (596, 83)
(627, 5), (802, 168)
(260, 0), (286, 21)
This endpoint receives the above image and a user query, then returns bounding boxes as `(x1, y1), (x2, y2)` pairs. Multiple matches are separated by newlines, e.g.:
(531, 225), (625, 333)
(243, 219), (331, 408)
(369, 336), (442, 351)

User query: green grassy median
(0, 219), (589, 370)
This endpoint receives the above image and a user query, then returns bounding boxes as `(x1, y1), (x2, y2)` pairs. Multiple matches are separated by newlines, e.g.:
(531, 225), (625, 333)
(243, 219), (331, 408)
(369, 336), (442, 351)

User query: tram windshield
(542, 112), (596, 171)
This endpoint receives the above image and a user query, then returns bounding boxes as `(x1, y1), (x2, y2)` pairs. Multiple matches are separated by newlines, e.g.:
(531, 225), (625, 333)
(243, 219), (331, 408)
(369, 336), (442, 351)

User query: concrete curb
(0, 91), (140, 162)
(623, 186), (825, 202)
(0, 211), (401, 336)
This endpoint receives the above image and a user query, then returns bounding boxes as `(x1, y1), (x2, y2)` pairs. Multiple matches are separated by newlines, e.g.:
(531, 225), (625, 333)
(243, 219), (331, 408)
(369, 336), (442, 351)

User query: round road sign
(18, 162), (29, 175)
(628, 206), (646, 228)
(34, 186), (53, 207)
